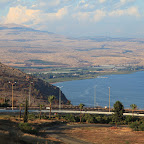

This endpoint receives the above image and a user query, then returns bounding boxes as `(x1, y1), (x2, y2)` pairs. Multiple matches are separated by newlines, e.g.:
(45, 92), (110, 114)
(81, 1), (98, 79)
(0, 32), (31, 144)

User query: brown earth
(0, 115), (63, 144)
(64, 126), (144, 144)
(1, 114), (144, 144)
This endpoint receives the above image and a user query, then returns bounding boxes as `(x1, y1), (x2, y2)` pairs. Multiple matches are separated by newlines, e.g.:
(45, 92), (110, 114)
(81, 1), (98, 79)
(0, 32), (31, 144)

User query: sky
(0, 0), (144, 38)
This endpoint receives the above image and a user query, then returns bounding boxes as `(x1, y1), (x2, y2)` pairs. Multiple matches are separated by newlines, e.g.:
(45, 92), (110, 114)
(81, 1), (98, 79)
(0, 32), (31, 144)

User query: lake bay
(54, 71), (144, 109)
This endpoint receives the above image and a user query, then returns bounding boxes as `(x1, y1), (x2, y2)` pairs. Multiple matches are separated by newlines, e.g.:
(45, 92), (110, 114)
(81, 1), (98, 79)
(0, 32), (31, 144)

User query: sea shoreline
(50, 70), (138, 84)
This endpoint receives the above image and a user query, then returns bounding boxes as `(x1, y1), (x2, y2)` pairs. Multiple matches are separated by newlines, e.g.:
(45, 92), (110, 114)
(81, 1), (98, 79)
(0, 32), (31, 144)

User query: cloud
(0, 0), (11, 3)
(79, 0), (86, 4)
(37, 0), (61, 7)
(73, 9), (106, 22)
(109, 7), (140, 17)
(93, 9), (106, 21)
(3, 5), (68, 25)
(44, 7), (68, 21)
(73, 12), (90, 21)
(114, 0), (136, 9)
(3, 6), (40, 24)
(120, 0), (135, 4)
(99, 0), (106, 3)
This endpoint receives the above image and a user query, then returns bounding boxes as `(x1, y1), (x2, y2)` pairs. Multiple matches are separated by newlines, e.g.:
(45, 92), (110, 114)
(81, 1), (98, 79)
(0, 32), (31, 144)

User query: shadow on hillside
(0, 119), (61, 144)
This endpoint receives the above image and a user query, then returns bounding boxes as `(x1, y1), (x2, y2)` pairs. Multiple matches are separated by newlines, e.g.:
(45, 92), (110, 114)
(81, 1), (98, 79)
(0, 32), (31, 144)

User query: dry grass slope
(0, 63), (68, 106)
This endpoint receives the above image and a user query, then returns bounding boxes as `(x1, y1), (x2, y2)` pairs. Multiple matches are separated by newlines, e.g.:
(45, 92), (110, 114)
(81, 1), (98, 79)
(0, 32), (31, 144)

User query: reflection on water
(54, 71), (144, 109)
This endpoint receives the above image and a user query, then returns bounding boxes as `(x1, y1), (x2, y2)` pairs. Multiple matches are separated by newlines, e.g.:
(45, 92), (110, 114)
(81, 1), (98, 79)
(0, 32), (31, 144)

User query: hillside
(0, 24), (144, 69)
(0, 62), (68, 106)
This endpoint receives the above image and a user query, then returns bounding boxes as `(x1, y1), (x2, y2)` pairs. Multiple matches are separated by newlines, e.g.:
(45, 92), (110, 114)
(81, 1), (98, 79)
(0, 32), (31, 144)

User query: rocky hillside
(0, 62), (68, 106)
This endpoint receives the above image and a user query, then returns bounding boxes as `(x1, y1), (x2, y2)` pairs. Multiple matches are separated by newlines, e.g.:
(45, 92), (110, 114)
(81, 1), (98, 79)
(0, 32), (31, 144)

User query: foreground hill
(0, 62), (68, 106)
(0, 24), (144, 68)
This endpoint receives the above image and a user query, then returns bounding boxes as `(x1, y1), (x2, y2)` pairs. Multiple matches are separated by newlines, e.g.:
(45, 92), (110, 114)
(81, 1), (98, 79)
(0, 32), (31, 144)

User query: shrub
(84, 114), (94, 123)
(28, 113), (37, 120)
(64, 114), (76, 122)
(19, 123), (37, 134)
(42, 113), (48, 119)
(129, 121), (141, 131)
(138, 123), (144, 131)
(95, 115), (102, 123)
(102, 115), (112, 124)
(124, 116), (133, 125)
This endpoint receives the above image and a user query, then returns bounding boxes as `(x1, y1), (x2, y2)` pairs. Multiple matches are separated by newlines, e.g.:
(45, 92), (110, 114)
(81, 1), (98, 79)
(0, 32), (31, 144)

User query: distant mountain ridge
(0, 23), (144, 68)
(0, 62), (68, 106)
(0, 23), (54, 34)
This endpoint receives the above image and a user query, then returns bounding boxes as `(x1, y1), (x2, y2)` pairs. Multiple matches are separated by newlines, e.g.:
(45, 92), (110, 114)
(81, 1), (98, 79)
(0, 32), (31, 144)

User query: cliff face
(0, 62), (68, 106)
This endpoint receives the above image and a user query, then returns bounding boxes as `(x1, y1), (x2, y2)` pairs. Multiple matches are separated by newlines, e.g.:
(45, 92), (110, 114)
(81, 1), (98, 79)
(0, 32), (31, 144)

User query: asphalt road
(0, 109), (144, 117)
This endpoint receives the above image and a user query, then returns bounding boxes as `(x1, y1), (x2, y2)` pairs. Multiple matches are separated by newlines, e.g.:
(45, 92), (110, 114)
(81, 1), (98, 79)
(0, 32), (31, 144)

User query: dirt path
(43, 125), (91, 144)
(42, 123), (119, 144)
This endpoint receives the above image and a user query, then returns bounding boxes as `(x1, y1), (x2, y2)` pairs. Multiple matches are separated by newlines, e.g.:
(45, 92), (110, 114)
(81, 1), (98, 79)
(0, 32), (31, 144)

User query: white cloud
(93, 9), (106, 21)
(73, 9), (106, 22)
(3, 6), (40, 24)
(0, 0), (11, 3)
(99, 0), (106, 3)
(73, 12), (90, 21)
(120, 0), (135, 4)
(109, 9), (124, 16)
(79, 0), (86, 4)
(127, 7), (140, 17)
(109, 7), (140, 17)
(114, 0), (136, 9)
(45, 7), (68, 20)
(3, 5), (68, 25)
(39, 0), (60, 7)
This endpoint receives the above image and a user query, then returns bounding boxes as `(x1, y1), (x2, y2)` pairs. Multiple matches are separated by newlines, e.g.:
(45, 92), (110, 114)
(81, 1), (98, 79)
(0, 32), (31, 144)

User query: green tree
(48, 95), (55, 119)
(79, 103), (85, 123)
(113, 101), (124, 127)
(130, 104), (137, 117)
(23, 98), (28, 123)
(19, 103), (23, 118)
(39, 104), (44, 119)
(67, 100), (71, 105)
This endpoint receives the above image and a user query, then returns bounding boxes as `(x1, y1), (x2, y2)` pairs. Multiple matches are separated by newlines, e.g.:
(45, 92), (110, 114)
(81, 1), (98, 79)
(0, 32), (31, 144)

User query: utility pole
(94, 85), (96, 108)
(57, 86), (63, 110)
(108, 87), (110, 112)
(9, 81), (16, 110)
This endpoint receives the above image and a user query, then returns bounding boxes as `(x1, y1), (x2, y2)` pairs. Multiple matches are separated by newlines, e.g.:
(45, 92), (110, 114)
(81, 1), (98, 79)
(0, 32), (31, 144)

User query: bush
(124, 116), (133, 125)
(64, 114), (76, 122)
(19, 123), (37, 134)
(95, 115), (102, 123)
(129, 121), (141, 131)
(84, 114), (94, 123)
(41, 113), (48, 119)
(28, 113), (37, 120)
(138, 123), (144, 131)
(102, 115), (112, 124)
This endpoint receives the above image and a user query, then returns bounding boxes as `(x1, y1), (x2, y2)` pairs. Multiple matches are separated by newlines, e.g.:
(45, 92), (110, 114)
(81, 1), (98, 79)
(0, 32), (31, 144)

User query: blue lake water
(54, 71), (144, 109)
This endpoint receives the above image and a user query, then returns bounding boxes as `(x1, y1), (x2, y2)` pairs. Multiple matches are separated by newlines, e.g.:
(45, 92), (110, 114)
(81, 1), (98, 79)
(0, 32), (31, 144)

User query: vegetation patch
(129, 121), (144, 131)
(19, 123), (37, 134)
(26, 59), (67, 66)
